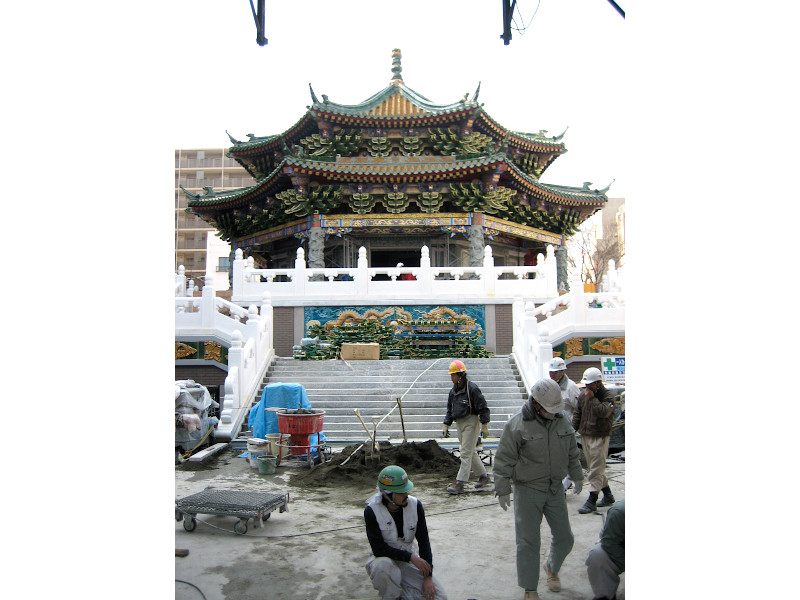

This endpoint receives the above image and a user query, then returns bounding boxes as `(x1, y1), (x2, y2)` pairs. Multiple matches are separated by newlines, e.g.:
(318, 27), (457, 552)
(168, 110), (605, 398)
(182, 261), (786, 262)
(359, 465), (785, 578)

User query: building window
(217, 257), (230, 272)
(196, 170), (204, 180)
(197, 150), (205, 160)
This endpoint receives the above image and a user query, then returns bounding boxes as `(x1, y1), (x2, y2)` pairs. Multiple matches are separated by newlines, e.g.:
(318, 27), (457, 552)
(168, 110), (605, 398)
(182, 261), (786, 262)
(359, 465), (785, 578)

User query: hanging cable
(512, 0), (542, 35)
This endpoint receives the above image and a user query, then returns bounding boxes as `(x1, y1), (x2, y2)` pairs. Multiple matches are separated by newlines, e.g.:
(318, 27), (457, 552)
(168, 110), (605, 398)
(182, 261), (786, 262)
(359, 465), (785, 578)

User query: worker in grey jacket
(494, 378), (584, 600)
(586, 499), (625, 600)
(548, 357), (581, 492)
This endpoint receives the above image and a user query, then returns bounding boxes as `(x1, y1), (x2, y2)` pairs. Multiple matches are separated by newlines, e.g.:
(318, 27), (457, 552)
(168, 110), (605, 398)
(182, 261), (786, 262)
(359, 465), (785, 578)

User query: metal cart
(175, 488), (289, 534)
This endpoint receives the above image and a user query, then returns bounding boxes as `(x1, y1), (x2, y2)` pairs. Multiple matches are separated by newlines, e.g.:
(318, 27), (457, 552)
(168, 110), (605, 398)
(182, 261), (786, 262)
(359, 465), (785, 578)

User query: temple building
(183, 49), (611, 288)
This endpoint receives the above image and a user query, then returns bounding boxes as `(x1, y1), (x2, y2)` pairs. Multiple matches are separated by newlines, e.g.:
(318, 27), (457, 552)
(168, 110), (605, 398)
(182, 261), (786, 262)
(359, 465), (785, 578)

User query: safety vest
(366, 492), (419, 553)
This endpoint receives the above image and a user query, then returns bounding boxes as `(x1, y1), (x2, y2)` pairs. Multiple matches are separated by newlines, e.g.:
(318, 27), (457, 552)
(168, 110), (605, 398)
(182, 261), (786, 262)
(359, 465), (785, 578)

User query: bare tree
(566, 220), (623, 286)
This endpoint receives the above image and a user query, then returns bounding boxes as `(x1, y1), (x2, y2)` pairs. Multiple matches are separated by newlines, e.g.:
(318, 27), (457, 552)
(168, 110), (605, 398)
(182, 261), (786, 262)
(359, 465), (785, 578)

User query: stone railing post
(544, 245), (558, 297)
(535, 323), (554, 382)
(175, 265), (186, 296)
(200, 264), (216, 329)
(517, 300), (538, 391)
(294, 247), (307, 296)
(356, 246), (369, 297)
(511, 296), (527, 381)
(225, 330), (244, 409)
(482, 245), (497, 297)
(232, 248), (245, 296)
(261, 292), (273, 359)
(419, 246), (432, 296)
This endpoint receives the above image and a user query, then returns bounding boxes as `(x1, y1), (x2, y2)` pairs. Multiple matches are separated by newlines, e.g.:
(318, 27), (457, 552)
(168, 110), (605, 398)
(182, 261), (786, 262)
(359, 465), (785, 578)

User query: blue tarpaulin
(248, 382), (326, 455)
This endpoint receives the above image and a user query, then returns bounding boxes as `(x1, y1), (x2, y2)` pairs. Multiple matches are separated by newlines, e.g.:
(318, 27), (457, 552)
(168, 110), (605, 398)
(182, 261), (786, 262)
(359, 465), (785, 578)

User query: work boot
(543, 562), (561, 592)
(578, 497), (597, 514)
(475, 473), (492, 488)
(523, 590), (541, 600)
(447, 480), (465, 494)
(596, 491), (615, 508)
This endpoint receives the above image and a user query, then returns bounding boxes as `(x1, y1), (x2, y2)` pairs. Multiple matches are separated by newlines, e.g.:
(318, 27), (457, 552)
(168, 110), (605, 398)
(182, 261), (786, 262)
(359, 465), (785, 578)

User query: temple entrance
(370, 249), (419, 281)
(370, 250), (420, 268)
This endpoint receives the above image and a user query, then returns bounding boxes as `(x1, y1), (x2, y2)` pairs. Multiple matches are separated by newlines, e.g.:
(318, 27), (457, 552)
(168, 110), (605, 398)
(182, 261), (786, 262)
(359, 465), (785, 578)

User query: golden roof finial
(390, 48), (403, 85)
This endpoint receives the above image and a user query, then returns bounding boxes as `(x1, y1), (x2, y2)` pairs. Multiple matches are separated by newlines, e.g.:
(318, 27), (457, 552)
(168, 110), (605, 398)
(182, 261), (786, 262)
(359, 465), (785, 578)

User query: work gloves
(442, 425), (450, 438)
(497, 493), (511, 511)
(573, 480), (583, 495)
(480, 423), (490, 438)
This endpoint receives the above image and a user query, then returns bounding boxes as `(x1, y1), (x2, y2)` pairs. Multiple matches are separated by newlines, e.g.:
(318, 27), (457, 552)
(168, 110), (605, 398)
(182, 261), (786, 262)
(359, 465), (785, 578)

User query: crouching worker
(586, 499), (625, 600)
(364, 465), (448, 600)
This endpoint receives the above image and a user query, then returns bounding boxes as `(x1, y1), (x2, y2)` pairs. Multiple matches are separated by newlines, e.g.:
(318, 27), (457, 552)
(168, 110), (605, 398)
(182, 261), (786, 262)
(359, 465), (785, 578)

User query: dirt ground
(175, 441), (625, 600)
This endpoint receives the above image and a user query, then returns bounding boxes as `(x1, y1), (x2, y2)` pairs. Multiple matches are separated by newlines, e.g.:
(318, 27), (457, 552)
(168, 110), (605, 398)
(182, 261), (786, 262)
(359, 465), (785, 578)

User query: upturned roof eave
(227, 112), (316, 154)
(503, 162), (608, 206)
(186, 159), (289, 211)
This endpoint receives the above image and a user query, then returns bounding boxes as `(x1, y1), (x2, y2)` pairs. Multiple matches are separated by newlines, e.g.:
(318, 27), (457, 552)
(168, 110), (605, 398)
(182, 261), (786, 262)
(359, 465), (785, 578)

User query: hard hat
(548, 357), (567, 372)
(581, 367), (603, 384)
(448, 360), (467, 374)
(530, 378), (564, 414)
(377, 465), (414, 494)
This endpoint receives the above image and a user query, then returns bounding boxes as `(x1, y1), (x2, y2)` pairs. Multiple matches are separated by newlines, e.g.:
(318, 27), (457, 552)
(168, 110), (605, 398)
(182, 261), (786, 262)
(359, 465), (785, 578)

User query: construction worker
(442, 359), (491, 494)
(572, 367), (616, 514)
(548, 357), (582, 493)
(586, 499), (625, 600)
(364, 465), (448, 600)
(493, 378), (584, 600)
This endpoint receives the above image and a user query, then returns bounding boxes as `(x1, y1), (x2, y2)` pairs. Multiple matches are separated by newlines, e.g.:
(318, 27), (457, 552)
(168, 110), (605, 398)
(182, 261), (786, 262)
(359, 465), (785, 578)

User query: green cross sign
(603, 358), (616, 370)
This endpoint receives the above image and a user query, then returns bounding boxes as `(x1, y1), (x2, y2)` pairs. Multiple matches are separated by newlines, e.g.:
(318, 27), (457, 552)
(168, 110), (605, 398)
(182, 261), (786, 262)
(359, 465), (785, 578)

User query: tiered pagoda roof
(185, 49), (611, 247)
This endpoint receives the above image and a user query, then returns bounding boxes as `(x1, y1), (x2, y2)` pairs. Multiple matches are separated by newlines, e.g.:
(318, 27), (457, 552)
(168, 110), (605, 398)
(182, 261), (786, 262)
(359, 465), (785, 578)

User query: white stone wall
(206, 231), (231, 291)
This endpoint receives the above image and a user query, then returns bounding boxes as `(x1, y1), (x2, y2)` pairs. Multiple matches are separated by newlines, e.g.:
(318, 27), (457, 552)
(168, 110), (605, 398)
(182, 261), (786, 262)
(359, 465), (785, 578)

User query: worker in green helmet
(364, 465), (448, 600)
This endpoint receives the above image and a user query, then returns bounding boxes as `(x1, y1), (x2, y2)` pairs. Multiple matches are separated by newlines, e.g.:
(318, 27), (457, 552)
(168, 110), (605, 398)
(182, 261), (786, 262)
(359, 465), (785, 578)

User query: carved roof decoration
(186, 49), (612, 246)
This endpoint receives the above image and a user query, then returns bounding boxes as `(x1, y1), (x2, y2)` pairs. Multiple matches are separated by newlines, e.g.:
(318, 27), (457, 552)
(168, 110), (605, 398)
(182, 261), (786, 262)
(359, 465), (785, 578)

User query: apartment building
(175, 148), (256, 285)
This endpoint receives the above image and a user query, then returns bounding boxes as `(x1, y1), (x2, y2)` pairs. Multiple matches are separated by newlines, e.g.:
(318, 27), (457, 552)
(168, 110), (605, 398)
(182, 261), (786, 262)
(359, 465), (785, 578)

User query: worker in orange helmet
(442, 360), (491, 494)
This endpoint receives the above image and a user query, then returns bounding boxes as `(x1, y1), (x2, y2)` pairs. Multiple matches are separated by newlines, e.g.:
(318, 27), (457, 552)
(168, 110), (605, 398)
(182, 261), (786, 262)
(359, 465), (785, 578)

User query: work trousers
(365, 556), (448, 600)
(513, 483), (575, 592)
(581, 435), (610, 493)
(586, 543), (623, 598)
(455, 415), (486, 483)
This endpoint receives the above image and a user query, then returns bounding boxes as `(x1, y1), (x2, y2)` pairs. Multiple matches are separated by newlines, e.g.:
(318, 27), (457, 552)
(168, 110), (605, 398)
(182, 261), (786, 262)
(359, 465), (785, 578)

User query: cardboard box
(340, 343), (380, 360)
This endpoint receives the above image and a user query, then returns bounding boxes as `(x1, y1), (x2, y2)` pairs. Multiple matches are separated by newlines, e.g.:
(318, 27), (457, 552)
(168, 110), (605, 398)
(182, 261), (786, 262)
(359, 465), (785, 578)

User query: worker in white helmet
(493, 378), (584, 600)
(572, 367), (616, 514)
(548, 357), (581, 493)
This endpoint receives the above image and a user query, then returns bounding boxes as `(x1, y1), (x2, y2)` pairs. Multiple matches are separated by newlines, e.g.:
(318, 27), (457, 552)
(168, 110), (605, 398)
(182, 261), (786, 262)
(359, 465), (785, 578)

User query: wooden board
(188, 442), (229, 462)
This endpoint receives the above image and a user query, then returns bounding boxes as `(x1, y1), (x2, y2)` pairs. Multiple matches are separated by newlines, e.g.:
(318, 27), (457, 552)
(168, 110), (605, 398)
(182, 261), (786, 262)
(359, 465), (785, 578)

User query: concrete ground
(175, 447), (624, 600)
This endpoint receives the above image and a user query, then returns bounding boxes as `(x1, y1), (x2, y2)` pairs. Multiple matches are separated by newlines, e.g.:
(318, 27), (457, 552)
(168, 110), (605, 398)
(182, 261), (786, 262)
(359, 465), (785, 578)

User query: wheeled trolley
(175, 489), (289, 534)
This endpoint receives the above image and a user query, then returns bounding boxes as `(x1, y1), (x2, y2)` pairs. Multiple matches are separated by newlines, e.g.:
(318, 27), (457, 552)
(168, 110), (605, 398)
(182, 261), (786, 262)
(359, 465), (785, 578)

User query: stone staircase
(255, 356), (528, 443)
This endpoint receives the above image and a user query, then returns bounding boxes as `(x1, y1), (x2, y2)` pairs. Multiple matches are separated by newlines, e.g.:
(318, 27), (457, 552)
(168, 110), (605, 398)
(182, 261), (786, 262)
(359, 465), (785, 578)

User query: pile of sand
(290, 440), (460, 488)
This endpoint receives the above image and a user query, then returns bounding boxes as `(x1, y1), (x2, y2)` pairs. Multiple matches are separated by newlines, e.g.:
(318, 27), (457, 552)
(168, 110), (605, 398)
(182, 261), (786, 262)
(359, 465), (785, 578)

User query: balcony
(178, 177), (223, 188)
(177, 241), (208, 250)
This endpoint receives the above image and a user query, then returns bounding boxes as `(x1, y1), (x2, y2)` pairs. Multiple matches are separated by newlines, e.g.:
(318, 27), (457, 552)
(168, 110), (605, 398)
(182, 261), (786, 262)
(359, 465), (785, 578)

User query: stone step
(254, 356), (525, 441)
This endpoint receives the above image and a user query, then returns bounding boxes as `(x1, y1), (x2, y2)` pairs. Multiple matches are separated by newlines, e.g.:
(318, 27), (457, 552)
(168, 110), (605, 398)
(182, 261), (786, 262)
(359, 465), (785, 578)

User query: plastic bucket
(247, 438), (268, 468)
(257, 455), (277, 475)
(266, 433), (288, 459)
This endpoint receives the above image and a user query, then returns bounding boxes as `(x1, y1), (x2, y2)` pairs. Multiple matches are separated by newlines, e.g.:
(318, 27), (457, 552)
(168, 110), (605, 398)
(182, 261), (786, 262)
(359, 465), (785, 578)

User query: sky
(4, 1), (800, 597)
(169, 0), (629, 197)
